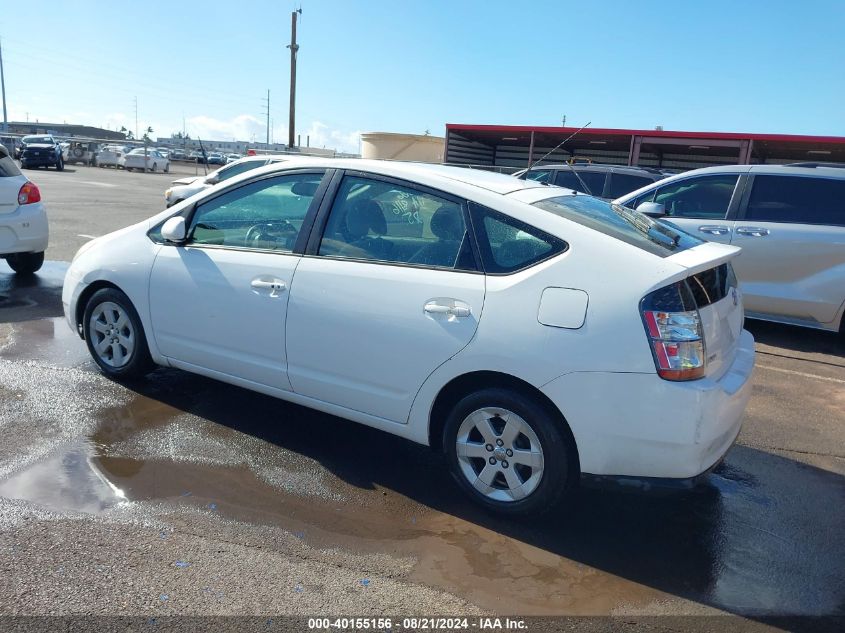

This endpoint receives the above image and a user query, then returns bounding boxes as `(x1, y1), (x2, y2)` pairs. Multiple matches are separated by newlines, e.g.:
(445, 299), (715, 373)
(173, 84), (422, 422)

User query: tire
(164, 163), (169, 173)
(443, 387), (574, 516)
(151, 162), (157, 172)
(5, 251), (44, 275)
(56, 155), (64, 171)
(82, 288), (154, 379)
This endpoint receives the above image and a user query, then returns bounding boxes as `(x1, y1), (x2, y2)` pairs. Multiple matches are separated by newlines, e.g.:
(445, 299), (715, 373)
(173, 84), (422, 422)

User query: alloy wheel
(88, 301), (135, 368)
(455, 407), (545, 502)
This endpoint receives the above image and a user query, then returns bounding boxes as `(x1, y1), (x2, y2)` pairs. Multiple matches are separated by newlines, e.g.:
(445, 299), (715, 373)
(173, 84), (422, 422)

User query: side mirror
(161, 216), (187, 243)
(637, 201), (666, 217)
(205, 174), (219, 185)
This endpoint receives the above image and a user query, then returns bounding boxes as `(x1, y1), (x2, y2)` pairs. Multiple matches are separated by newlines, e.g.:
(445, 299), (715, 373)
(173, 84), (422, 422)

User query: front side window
(554, 170), (606, 196)
(470, 202), (566, 273)
(187, 172), (323, 251)
(318, 176), (475, 270)
(745, 175), (845, 225)
(650, 174), (739, 219)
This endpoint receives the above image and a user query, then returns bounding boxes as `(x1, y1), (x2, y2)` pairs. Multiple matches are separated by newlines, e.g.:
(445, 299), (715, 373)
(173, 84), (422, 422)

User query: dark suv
(19, 135), (64, 170)
(515, 163), (666, 199)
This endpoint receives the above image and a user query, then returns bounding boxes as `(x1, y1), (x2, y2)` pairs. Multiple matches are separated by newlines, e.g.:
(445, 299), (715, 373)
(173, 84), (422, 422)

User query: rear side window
(469, 202), (566, 273)
(0, 152), (21, 177)
(745, 175), (845, 226)
(650, 174), (739, 219)
(533, 195), (702, 257)
(554, 170), (606, 196)
(608, 173), (655, 199)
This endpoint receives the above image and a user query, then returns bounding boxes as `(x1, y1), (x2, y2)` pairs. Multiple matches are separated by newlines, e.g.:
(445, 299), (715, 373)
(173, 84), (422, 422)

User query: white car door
(732, 173), (845, 325)
(148, 170), (327, 390)
(286, 173), (485, 424)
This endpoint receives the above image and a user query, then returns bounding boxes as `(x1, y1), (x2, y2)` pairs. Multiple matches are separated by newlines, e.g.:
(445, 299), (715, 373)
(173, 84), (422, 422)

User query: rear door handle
(424, 300), (471, 318)
(251, 278), (287, 297)
(736, 226), (770, 237)
(698, 225), (731, 236)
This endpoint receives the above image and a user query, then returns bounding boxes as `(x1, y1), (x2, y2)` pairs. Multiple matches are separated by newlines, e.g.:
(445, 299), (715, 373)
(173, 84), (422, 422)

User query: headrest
(430, 206), (463, 240)
(345, 200), (386, 239)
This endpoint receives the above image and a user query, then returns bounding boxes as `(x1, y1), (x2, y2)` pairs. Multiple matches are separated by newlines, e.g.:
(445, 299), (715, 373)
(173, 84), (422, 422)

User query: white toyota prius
(63, 159), (755, 515)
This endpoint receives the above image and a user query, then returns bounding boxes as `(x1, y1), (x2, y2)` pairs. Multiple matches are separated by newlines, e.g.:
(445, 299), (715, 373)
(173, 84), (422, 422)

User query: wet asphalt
(0, 167), (843, 628)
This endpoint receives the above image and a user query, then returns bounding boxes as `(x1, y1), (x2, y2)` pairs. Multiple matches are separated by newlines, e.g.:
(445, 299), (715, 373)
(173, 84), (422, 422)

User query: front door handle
(698, 225), (731, 236)
(424, 299), (471, 318)
(736, 226), (770, 237)
(251, 278), (287, 297)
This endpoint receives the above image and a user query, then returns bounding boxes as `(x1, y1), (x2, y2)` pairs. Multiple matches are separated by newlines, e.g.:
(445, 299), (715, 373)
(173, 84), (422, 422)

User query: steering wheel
(245, 221), (297, 248)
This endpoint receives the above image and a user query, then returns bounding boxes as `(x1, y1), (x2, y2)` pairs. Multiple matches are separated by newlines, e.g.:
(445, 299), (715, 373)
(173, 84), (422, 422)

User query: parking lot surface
(0, 166), (843, 625)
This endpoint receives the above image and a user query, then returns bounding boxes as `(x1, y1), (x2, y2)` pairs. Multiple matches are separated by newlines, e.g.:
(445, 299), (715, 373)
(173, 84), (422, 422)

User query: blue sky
(2, 0), (843, 152)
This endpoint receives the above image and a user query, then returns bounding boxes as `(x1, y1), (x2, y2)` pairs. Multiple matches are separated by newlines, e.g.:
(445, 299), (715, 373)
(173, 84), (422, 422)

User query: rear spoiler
(659, 242), (741, 287)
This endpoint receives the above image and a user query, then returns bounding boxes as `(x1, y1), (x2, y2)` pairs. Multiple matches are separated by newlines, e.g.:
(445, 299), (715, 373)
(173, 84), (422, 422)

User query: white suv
(0, 144), (48, 274)
(616, 163), (845, 332)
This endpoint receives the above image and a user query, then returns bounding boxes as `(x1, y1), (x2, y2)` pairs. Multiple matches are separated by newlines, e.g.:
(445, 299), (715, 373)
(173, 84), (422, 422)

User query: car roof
(238, 157), (549, 196)
(526, 163), (665, 175)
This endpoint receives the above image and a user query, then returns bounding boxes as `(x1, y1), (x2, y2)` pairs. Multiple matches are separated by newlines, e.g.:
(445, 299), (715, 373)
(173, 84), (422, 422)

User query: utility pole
(0, 38), (8, 132)
(261, 89), (270, 145)
(134, 96), (139, 141)
(287, 8), (301, 149)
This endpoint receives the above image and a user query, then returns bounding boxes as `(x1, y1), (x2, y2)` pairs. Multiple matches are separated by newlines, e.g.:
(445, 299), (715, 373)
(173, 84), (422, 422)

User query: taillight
(18, 182), (41, 205)
(641, 281), (706, 381)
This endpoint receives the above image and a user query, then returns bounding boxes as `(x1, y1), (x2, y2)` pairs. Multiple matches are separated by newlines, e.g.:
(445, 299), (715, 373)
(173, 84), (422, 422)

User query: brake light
(17, 182), (41, 205)
(641, 281), (706, 381)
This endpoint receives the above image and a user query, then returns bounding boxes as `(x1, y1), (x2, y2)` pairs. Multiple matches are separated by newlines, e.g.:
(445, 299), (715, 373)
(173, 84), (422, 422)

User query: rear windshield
(533, 195), (702, 257)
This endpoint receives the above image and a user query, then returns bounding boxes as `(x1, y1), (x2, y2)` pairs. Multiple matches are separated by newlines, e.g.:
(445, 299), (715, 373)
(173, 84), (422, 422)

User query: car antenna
(526, 121), (596, 197)
(197, 136), (209, 175)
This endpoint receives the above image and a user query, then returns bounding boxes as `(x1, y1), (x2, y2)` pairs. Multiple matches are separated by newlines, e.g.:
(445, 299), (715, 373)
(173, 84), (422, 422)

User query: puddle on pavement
(0, 382), (663, 614)
(0, 316), (91, 368)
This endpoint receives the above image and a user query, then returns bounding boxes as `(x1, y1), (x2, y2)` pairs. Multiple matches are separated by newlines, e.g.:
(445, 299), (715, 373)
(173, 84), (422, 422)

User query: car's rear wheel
(83, 288), (153, 379)
(5, 251), (44, 275)
(444, 387), (574, 516)
(56, 156), (64, 171)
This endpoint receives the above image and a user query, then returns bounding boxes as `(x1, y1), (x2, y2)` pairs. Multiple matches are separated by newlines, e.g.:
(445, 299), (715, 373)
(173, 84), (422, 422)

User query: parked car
(170, 149), (187, 161)
(615, 163), (845, 332)
(226, 153), (242, 164)
(65, 141), (101, 167)
(19, 135), (64, 170)
(98, 145), (130, 169)
(190, 150), (206, 164)
(207, 152), (225, 165)
(64, 159), (754, 515)
(123, 148), (170, 173)
(514, 164), (667, 199)
(164, 155), (298, 206)
(0, 143), (48, 274)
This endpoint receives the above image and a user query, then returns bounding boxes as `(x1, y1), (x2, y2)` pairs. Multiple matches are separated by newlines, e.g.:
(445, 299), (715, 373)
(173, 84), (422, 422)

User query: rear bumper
(541, 329), (755, 481)
(0, 203), (49, 255)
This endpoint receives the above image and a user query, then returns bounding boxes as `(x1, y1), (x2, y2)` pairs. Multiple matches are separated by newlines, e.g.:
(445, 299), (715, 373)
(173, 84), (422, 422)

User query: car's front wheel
(83, 288), (153, 379)
(5, 251), (44, 274)
(55, 155), (64, 171)
(444, 387), (574, 516)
